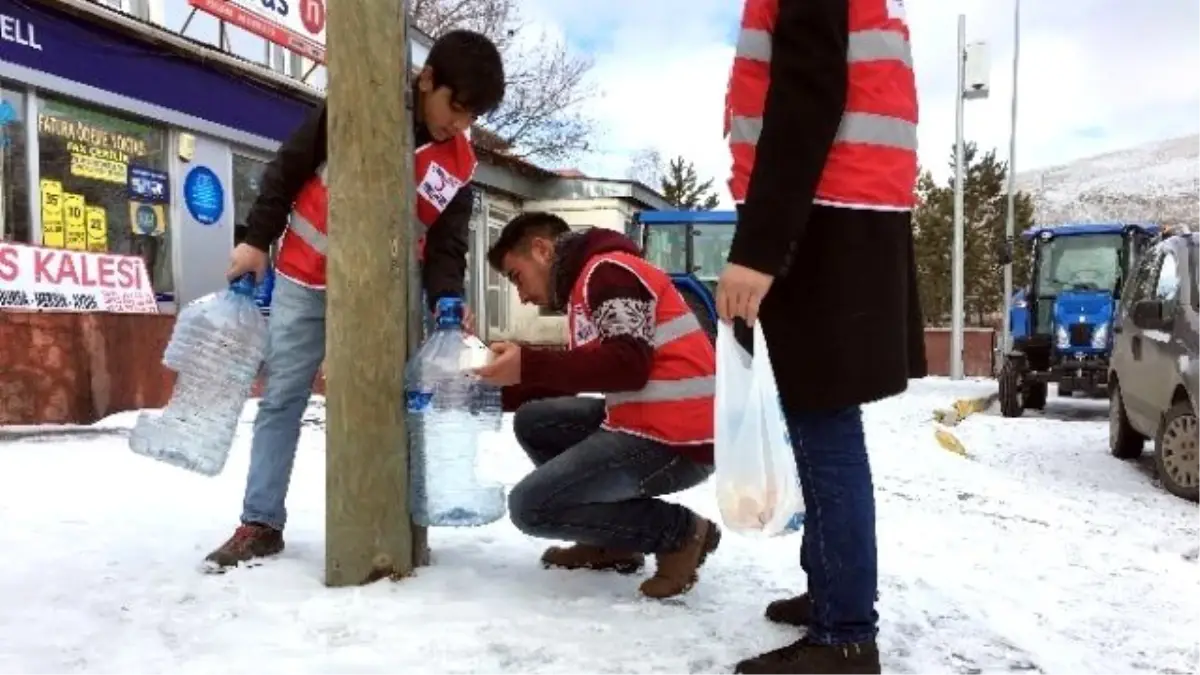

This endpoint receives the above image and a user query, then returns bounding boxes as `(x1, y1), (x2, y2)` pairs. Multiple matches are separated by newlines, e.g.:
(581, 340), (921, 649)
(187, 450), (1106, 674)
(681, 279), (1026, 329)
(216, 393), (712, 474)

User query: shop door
(170, 133), (234, 307)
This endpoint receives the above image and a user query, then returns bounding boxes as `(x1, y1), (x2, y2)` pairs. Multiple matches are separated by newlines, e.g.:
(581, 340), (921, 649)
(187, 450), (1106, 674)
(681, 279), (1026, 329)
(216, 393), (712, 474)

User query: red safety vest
(724, 0), (918, 210)
(567, 251), (716, 446)
(275, 132), (477, 289)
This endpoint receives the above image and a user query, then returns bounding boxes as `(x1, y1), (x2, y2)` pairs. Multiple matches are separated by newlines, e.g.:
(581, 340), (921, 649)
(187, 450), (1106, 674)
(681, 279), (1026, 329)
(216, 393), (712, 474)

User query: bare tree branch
(411, 0), (595, 164)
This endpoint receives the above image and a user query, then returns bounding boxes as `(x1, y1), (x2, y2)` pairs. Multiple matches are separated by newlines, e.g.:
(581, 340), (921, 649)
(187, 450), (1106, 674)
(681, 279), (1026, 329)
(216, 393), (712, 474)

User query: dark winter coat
(726, 0), (927, 412)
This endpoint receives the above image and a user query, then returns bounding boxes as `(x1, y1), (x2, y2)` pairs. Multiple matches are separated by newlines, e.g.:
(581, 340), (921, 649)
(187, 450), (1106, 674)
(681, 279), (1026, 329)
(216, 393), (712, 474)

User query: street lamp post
(1001, 0), (1022, 356)
(951, 15), (989, 380)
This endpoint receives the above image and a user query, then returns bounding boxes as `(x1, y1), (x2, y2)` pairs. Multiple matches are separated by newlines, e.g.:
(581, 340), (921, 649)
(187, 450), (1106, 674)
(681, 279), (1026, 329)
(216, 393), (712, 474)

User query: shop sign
(38, 113), (152, 185)
(128, 166), (170, 204)
(189, 0), (325, 63)
(0, 12), (41, 52)
(0, 242), (158, 314)
(183, 166), (225, 226)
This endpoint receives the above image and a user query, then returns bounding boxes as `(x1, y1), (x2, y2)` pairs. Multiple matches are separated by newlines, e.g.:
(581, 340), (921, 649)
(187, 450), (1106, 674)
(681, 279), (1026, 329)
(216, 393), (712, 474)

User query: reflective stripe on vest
(606, 375), (716, 405)
(274, 133), (476, 289)
(726, 0), (918, 208)
(568, 251), (716, 445)
(289, 211), (328, 255)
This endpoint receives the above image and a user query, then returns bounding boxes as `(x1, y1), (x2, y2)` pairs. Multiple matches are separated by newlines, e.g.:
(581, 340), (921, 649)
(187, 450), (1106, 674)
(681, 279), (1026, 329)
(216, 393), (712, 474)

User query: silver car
(1108, 231), (1199, 502)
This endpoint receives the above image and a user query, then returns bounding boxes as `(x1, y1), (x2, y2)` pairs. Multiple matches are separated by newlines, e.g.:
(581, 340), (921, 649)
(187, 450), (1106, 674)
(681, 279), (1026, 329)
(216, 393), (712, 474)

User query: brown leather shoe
(203, 523), (284, 571)
(639, 516), (721, 599)
(541, 543), (645, 574)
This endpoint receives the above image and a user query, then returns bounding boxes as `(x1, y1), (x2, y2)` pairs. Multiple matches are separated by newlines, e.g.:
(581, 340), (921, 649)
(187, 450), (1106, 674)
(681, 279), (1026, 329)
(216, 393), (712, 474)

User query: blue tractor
(999, 222), (1162, 417)
(634, 209), (737, 342)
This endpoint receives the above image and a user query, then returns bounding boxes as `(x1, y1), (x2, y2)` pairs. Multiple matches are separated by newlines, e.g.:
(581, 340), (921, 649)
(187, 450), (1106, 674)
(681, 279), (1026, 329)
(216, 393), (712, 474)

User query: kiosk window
(35, 96), (172, 292)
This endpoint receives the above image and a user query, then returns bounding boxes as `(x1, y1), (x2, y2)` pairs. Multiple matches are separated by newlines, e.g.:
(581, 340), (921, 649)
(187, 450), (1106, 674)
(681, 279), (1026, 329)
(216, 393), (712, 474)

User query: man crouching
(475, 212), (720, 599)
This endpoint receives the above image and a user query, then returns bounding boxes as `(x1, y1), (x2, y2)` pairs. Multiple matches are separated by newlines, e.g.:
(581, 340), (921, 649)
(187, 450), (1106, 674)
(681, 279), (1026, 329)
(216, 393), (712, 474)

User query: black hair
(425, 29), (506, 116)
(487, 211), (570, 271)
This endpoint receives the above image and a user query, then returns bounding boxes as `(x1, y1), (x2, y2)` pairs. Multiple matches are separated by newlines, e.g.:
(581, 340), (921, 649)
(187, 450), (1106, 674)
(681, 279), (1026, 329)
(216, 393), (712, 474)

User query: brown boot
(203, 523), (285, 571)
(767, 591), (880, 627)
(540, 544), (645, 574)
(766, 593), (814, 626)
(735, 637), (881, 674)
(639, 516), (721, 599)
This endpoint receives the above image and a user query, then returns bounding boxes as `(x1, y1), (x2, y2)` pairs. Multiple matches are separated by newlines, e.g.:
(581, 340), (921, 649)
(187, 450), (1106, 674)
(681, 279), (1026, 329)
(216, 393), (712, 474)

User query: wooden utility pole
(324, 0), (415, 586)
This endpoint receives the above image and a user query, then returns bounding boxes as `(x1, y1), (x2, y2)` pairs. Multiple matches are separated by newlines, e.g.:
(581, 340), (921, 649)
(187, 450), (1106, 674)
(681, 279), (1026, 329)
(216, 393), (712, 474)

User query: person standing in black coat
(716, 0), (927, 672)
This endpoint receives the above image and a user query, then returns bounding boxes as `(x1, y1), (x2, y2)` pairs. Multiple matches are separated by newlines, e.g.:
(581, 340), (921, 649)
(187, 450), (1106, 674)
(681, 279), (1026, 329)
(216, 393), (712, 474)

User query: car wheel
(1109, 380), (1145, 459)
(1155, 399), (1199, 502)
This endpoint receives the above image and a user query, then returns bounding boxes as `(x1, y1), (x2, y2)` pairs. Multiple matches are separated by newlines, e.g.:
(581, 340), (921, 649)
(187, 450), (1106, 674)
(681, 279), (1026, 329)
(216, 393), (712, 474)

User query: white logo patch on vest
(417, 161), (463, 213)
(571, 305), (599, 346)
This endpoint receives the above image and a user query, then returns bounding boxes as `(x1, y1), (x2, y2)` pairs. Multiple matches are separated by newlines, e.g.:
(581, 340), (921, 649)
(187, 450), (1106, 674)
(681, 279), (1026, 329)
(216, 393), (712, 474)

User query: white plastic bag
(714, 321), (805, 537)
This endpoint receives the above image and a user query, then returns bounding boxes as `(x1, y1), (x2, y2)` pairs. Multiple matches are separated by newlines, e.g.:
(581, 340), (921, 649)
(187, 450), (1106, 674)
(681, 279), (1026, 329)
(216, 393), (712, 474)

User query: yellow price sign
(85, 206), (108, 252)
(39, 179), (65, 248)
(62, 193), (88, 251)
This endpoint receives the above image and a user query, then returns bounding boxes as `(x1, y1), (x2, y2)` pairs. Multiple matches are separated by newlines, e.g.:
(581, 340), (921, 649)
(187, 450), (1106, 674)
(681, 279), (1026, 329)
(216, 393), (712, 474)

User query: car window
(1188, 239), (1199, 312)
(1123, 246), (1162, 310)
(1156, 250), (1179, 304)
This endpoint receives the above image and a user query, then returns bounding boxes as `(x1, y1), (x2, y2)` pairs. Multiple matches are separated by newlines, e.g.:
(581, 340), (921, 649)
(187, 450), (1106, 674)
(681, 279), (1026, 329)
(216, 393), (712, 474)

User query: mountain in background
(1015, 134), (1198, 229)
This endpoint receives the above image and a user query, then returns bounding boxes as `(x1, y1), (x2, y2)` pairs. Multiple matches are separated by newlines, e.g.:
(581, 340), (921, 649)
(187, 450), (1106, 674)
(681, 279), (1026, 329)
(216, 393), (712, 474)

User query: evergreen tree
(912, 142), (1036, 326)
(660, 155), (721, 210)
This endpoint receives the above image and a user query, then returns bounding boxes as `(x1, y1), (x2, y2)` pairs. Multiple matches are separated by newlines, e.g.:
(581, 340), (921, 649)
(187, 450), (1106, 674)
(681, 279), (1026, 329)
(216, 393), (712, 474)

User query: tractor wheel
(1155, 399), (1199, 502)
(1109, 380), (1145, 459)
(681, 289), (717, 344)
(1025, 382), (1048, 410)
(998, 357), (1025, 418)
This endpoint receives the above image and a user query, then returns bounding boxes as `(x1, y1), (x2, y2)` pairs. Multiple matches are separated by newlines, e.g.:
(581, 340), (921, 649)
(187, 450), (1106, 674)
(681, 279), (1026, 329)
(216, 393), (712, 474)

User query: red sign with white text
(0, 243), (158, 314)
(189, 0), (326, 64)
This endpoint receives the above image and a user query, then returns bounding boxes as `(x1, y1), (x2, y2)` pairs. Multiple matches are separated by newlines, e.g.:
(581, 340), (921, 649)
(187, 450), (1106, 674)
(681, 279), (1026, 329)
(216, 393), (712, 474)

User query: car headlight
(1056, 325), (1069, 348)
(1092, 323), (1109, 348)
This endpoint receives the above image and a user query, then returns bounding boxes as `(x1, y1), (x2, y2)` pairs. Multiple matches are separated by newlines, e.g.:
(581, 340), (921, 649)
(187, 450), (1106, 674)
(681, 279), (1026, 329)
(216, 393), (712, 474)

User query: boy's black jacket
(238, 100), (472, 312)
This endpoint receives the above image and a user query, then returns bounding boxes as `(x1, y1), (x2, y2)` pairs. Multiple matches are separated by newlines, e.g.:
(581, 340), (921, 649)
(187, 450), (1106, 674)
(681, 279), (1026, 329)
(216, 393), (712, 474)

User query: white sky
(523, 0), (1200, 201)
(164, 0), (1199, 205)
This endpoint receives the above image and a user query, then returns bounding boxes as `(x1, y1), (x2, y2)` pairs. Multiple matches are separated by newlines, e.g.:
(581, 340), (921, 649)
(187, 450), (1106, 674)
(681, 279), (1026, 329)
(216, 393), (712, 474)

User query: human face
(417, 67), (475, 141)
(501, 238), (555, 307)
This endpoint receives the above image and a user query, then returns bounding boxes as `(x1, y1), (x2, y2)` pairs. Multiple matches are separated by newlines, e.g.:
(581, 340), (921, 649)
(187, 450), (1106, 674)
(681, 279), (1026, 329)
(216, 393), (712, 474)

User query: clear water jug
(129, 275), (269, 476)
(406, 297), (505, 527)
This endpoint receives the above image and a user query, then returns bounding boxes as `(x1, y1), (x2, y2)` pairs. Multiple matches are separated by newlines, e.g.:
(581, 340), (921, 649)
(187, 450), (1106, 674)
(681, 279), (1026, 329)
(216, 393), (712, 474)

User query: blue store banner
(0, 0), (314, 141)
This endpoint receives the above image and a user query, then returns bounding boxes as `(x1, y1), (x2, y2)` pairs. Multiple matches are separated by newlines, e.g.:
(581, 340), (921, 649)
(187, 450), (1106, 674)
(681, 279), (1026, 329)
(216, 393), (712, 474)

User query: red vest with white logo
(275, 133), (477, 289)
(567, 251), (716, 446)
(724, 0), (918, 209)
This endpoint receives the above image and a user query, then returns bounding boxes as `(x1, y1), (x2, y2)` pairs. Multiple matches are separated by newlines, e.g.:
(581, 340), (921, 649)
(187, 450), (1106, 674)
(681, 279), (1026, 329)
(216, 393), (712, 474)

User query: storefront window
(35, 96), (172, 292)
(232, 152), (271, 252)
(0, 85), (30, 244)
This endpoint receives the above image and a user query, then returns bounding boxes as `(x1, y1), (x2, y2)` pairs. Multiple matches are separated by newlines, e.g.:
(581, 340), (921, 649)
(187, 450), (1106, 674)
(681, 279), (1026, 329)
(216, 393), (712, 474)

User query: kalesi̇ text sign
(189, 0), (326, 64)
(0, 243), (158, 314)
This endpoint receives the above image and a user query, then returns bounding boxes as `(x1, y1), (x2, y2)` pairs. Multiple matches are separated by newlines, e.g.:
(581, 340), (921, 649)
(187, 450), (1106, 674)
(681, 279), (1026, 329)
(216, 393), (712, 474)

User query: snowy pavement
(0, 378), (1196, 674)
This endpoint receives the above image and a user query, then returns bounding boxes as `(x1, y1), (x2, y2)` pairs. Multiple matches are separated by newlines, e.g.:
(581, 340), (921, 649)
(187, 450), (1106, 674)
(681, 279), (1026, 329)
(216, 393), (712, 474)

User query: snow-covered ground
(1, 378), (1196, 674)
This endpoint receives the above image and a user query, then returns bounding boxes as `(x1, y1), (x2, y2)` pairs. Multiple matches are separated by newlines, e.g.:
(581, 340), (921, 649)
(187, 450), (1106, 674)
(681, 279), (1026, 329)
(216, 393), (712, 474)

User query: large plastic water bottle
(406, 296), (505, 527)
(253, 263), (275, 316)
(129, 274), (269, 476)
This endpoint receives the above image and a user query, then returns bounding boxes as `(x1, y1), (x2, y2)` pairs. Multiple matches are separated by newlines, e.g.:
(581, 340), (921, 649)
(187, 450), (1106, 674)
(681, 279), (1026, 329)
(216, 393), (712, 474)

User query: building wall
(522, 198), (637, 234)
(482, 197), (644, 345)
(0, 0), (316, 312)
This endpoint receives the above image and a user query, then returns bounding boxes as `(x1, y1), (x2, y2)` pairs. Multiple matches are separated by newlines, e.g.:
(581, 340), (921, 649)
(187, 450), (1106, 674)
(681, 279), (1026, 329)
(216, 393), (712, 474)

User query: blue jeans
(508, 397), (714, 553)
(241, 275), (326, 530)
(790, 405), (878, 645)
